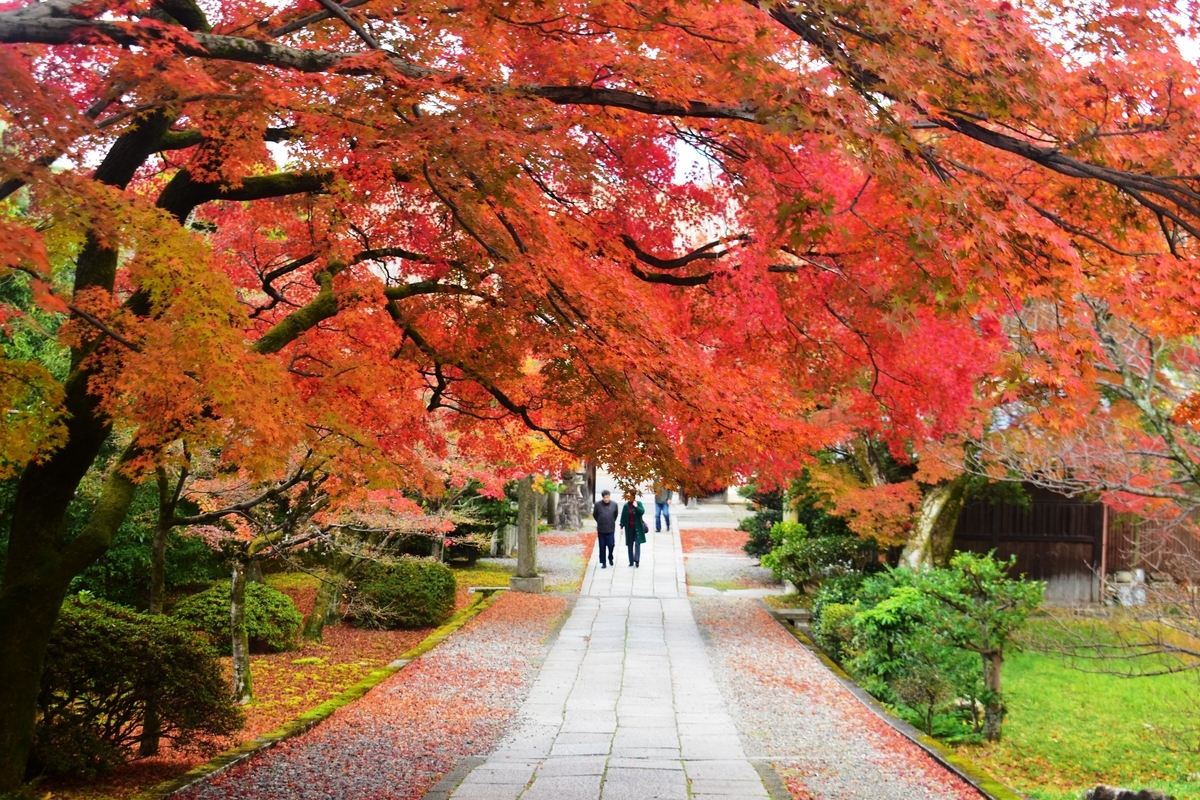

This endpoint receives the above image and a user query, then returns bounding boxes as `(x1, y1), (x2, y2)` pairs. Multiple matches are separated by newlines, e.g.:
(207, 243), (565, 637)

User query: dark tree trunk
(0, 571), (74, 786)
(0, 441), (139, 789)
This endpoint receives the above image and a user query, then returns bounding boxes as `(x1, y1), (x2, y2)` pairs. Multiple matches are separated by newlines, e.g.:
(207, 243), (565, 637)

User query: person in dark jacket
(620, 493), (648, 567)
(592, 490), (618, 568)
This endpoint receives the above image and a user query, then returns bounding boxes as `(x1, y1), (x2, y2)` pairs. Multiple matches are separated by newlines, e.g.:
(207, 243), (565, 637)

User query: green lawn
(958, 648), (1200, 799)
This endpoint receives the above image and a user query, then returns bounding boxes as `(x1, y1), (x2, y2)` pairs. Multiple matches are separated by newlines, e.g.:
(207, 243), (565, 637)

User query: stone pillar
(510, 474), (544, 593)
(556, 470), (585, 530)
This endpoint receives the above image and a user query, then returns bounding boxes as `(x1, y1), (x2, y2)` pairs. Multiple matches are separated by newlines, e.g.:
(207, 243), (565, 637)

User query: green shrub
(32, 595), (242, 778)
(812, 572), (865, 619)
(172, 580), (301, 654)
(739, 507), (782, 558)
(814, 602), (857, 662)
(348, 558), (456, 629)
(761, 520), (878, 591)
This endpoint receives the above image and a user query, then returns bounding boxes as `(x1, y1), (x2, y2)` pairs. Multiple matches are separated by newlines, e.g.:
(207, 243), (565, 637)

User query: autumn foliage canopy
(2, 0), (1200, 787)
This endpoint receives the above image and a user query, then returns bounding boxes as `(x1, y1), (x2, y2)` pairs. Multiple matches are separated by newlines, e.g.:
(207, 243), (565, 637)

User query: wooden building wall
(954, 487), (1104, 605)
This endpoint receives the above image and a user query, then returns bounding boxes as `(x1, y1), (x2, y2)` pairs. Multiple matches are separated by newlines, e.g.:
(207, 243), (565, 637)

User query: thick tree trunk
(900, 476), (968, 570)
(230, 561), (252, 705)
(302, 574), (343, 641)
(982, 651), (1004, 742)
(852, 435), (888, 488)
(0, 574), (74, 786)
(0, 451), (139, 790)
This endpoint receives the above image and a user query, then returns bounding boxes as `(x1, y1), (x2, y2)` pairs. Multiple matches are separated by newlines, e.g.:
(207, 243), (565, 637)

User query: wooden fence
(1106, 513), (1200, 577)
(954, 487), (1105, 604)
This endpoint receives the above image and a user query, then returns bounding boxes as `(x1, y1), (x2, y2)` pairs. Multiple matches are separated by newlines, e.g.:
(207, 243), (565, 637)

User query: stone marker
(555, 469), (585, 530)
(510, 474), (544, 593)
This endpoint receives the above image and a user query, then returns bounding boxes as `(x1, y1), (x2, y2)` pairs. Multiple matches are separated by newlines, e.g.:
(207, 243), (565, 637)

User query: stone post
(556, 470), (585, 530)
(510, 474), (544, 593)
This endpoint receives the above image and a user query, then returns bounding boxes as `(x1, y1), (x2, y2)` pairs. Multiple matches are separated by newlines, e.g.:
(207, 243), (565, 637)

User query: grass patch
(763, 593), (812, 609)
(956, 648), (1200, 800)
(450, 562), (515, 589)
(690, 579), (744, 591)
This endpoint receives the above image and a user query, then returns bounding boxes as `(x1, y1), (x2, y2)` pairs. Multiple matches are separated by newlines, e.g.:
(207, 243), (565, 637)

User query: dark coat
(593, 499), (619, 534)
(620, 501), (647, 545)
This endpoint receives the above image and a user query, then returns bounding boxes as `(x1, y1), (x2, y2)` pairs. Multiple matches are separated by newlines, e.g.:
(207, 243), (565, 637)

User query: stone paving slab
(448, 525), (774, 800)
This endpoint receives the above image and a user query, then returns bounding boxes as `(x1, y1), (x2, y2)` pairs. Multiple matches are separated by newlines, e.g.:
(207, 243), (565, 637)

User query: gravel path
(679, 527), (779, 594)
(179, 594), (570, 800)
(685, 552), (778, 591)
(693, 598), (981, 800)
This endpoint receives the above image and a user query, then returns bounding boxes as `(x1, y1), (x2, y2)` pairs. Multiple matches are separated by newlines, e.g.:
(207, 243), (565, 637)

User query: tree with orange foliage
(3, 0), (1200, 788)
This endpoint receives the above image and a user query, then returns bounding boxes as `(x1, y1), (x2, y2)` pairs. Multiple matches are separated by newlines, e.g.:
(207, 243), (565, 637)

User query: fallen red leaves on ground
(680, 527), (750, 554)
(537, 532), (588, 547)
(179, 593), (570, 800)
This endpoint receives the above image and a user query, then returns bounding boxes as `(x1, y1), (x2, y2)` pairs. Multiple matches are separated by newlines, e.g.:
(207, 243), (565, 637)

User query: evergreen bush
(761, 520), (879, 591)
(171, 580), (302, 654)
(738, 507), (782, 558)
(347, 559), (456, 629)
(31, 595), (242, 778)
(813, 602), (857, 662)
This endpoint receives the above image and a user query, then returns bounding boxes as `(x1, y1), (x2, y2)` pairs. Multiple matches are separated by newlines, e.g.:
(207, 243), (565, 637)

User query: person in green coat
(620, 492), (647, 567)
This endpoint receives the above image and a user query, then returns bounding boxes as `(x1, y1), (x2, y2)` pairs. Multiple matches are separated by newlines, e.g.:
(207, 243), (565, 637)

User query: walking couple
(592, 485), (672, 569)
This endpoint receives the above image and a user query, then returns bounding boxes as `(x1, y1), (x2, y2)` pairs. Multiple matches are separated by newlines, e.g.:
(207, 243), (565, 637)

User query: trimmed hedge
(348, 559), (456, 629)
(171, 580), (302, 654)
(32, 596), (242, 778)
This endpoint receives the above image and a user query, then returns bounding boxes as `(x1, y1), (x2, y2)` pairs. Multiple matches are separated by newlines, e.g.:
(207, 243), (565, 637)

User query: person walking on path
(592, 490), (618, 568)
(620, 492), (647, 567)
(652, 481), (672, 532)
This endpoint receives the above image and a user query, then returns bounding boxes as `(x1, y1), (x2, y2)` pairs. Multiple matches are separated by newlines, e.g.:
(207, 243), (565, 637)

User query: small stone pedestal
(509, 575), (545, 593)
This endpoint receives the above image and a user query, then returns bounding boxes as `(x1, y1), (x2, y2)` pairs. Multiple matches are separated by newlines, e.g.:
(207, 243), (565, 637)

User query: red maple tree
(2, 0), (1199, 787)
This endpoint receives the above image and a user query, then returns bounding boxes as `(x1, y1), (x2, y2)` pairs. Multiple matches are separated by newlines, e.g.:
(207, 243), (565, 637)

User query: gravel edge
(136, 593), (500, 800)
(763, 605), (1029, 800)
(422, 594), (578, 797)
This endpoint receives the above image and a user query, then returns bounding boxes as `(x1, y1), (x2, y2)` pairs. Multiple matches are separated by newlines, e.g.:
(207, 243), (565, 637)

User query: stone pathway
(448, 524), (772, 800)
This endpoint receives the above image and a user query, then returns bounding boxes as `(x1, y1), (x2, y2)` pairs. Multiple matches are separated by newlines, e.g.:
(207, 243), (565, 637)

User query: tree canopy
(2, 0), (1200, 789)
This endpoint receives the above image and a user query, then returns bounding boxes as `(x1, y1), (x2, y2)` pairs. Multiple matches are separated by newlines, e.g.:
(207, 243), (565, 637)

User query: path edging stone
(762, 602), (1030, 800)
(136, 592), (501, 800)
